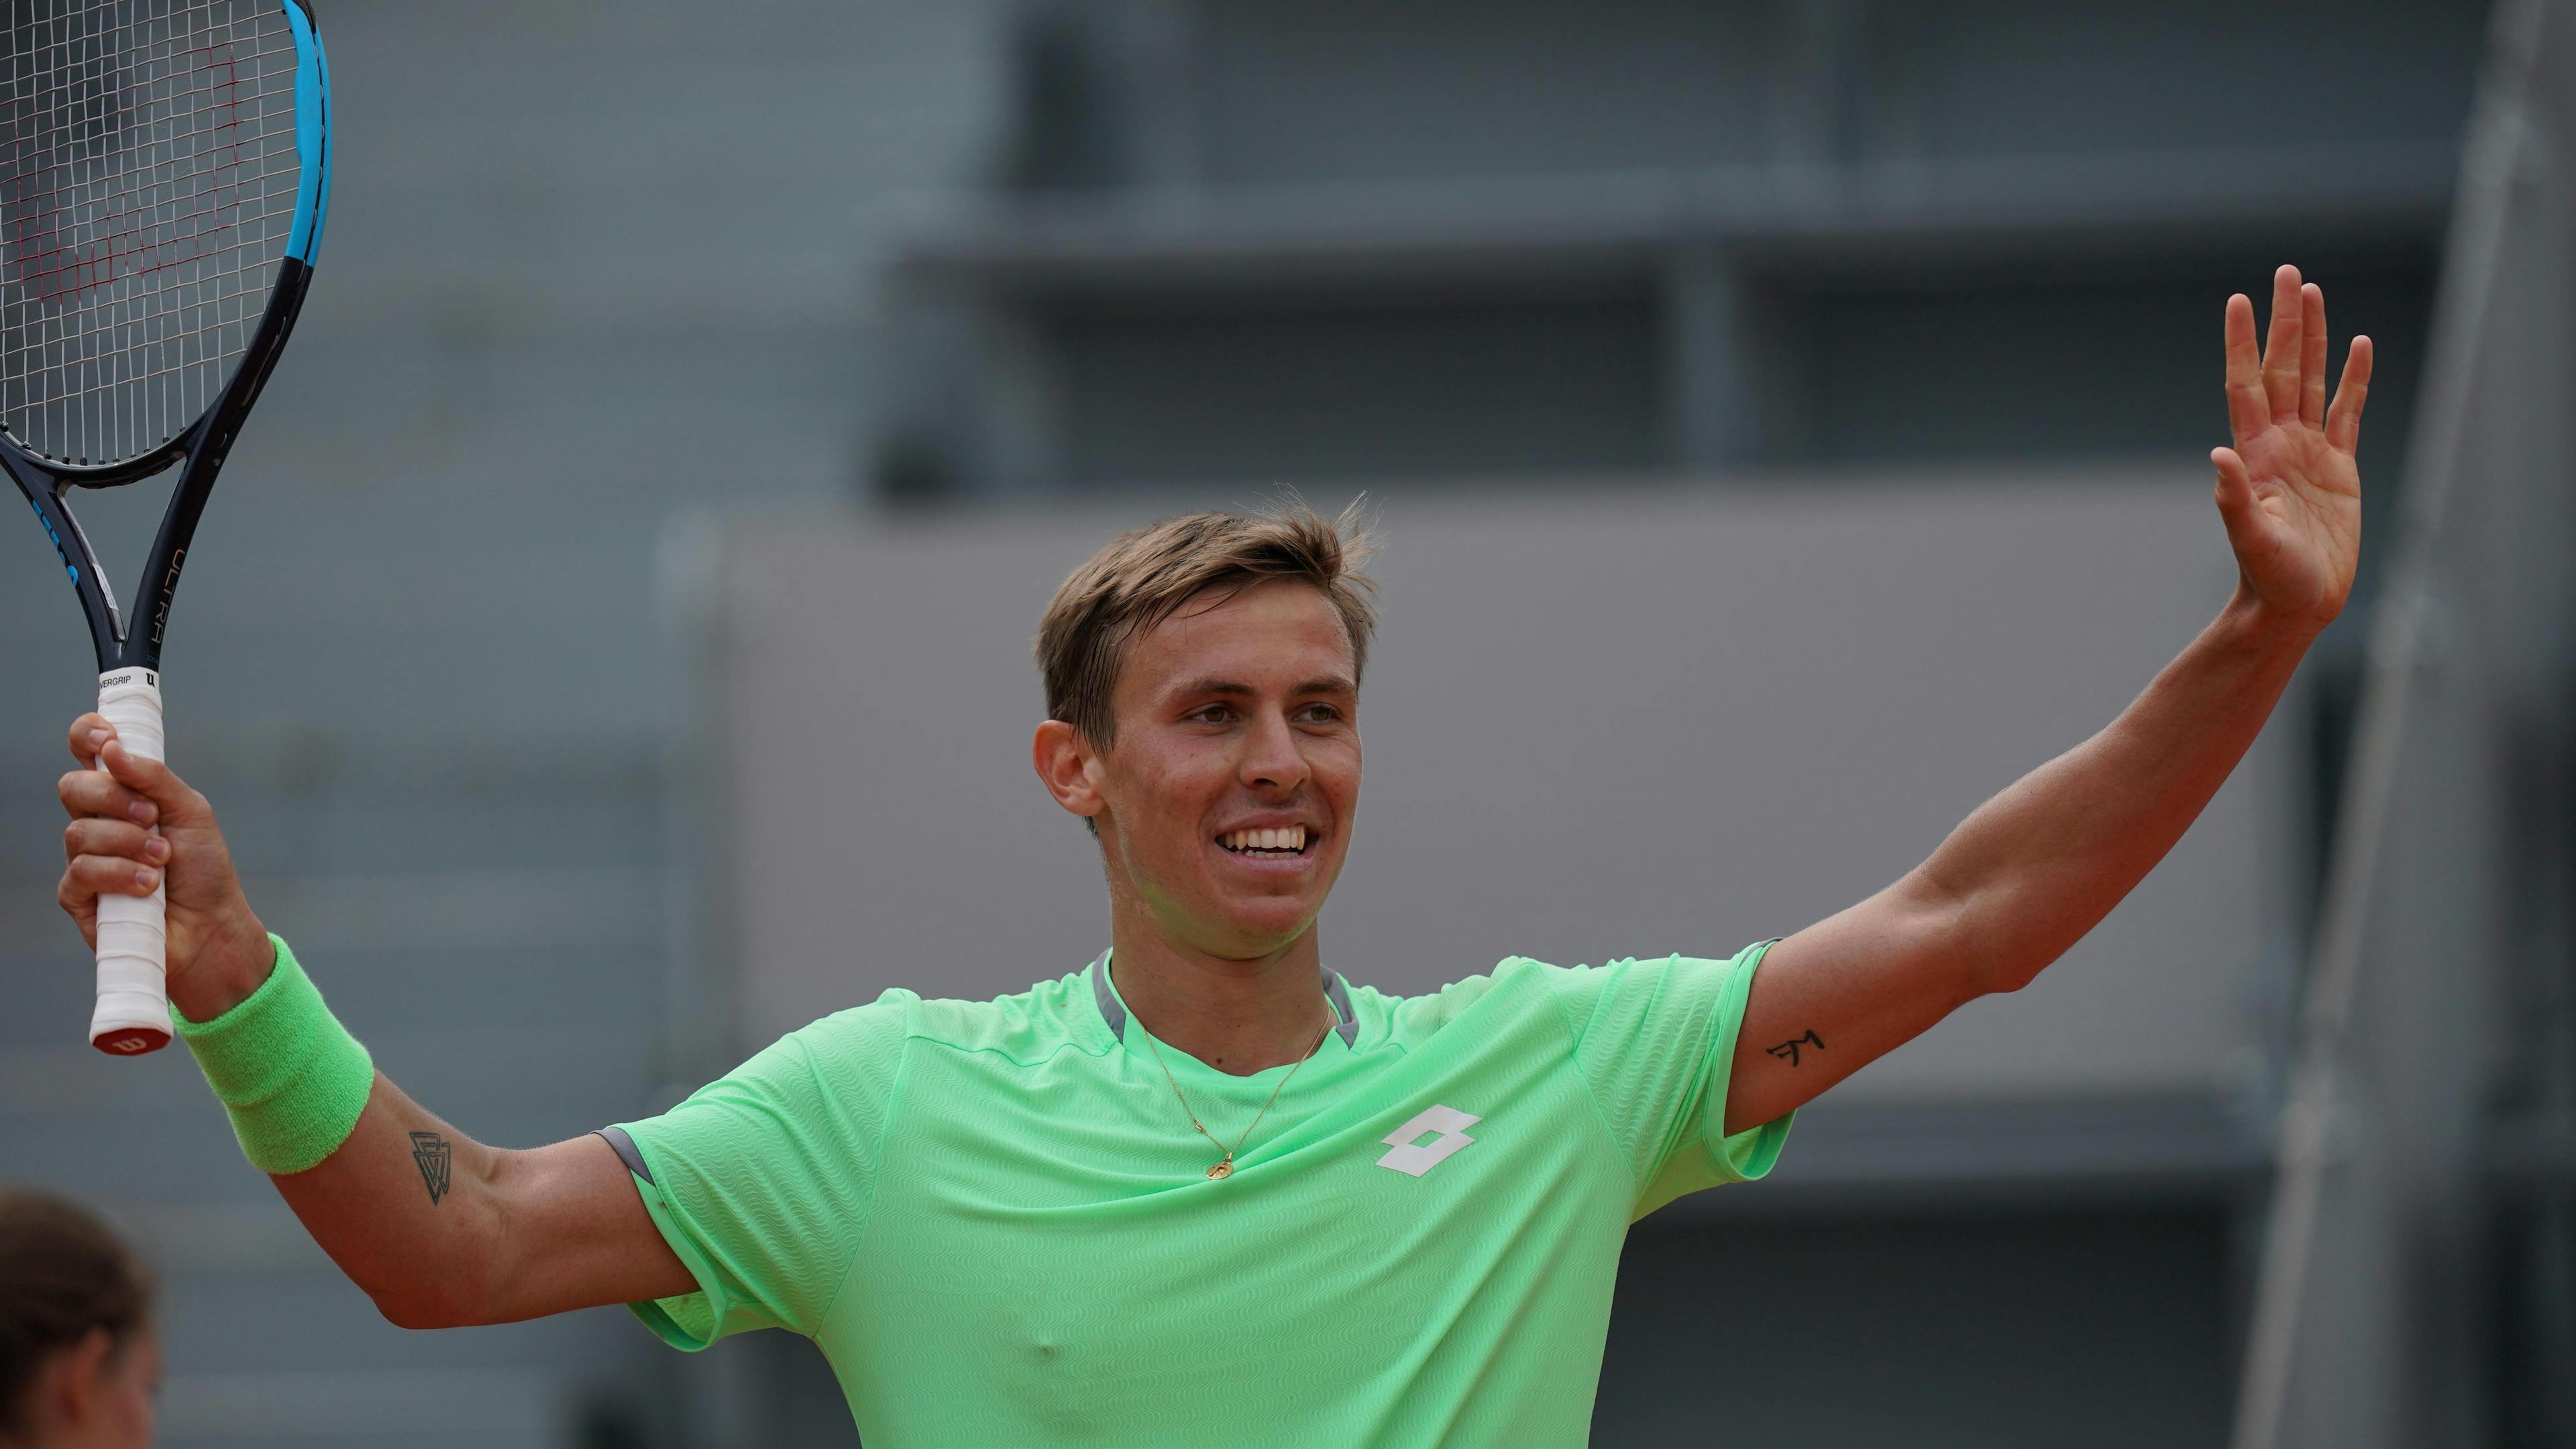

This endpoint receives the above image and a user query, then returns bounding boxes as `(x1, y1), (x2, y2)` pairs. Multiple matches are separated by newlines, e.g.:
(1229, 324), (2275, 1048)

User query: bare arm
(272, 1075), (690, 1326)
(57, 727), (694, 1326)
(1723, 266), (2373, 1134)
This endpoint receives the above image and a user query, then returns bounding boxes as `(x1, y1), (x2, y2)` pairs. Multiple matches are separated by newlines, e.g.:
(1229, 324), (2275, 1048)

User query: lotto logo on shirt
(1377, 1105), (1482, 1177)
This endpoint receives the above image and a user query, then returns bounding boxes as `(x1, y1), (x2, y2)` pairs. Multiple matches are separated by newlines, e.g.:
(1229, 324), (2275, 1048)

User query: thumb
(2210, 447), (2273, 566)
(99, 736), (209, 828)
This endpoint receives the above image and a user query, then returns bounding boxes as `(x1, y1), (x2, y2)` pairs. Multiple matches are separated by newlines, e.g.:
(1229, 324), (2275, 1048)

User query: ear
(1032, 720), (1106, 823)
(41, 1328), (114, 1427)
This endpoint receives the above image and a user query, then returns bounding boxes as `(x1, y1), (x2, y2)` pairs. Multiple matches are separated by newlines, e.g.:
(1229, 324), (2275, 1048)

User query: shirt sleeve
(608, 990), (914, 1348)
(1542, 941), (1794, 1216)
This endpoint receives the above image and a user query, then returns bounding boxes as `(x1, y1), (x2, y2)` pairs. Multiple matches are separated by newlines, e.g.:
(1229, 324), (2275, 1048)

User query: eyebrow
(1171, 675), (1356, 700)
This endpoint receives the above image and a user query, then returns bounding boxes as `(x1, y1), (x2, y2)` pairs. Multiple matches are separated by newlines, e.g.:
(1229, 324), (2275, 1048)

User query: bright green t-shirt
(606, 943), (1792, 1447)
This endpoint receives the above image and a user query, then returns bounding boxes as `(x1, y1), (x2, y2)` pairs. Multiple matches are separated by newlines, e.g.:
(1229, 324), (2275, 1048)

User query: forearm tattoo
(1766, 1029), (1825, 1067)
(409, 1132), (453, 1205)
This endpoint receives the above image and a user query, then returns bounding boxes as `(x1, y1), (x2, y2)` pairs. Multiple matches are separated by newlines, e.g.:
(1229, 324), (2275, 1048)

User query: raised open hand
(2214, 265), (2373, 629)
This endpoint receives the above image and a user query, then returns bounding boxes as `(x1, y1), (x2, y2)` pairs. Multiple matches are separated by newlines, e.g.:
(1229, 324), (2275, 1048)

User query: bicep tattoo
(409, 1131), (453, 1205)
(1764, 1029), (1825, 1067)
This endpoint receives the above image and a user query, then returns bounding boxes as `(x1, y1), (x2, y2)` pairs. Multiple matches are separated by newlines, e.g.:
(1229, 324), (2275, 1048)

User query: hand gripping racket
(1, 0), (331, 1053)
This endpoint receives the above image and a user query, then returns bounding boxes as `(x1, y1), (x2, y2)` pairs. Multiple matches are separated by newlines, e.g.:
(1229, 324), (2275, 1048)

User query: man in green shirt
(54, 270), (2369, 1445)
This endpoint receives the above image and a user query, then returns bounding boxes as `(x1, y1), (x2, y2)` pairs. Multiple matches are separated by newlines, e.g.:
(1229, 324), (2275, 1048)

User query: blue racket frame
(3, 0), (333, 674)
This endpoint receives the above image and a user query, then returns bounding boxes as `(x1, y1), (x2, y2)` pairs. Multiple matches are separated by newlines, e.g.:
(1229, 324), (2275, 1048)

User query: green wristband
(174, 934), (375, 1175)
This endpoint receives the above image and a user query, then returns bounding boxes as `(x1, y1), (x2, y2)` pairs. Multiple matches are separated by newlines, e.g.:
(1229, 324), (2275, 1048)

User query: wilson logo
(1376, 1105), (1482, 1177)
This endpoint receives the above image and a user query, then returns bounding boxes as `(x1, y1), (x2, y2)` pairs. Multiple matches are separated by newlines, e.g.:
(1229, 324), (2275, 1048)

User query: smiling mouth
(1217, 825), (1314, 859)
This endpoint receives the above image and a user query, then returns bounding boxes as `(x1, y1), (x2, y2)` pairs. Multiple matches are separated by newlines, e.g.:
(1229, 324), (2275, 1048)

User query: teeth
(1220, 826), (1308, 853)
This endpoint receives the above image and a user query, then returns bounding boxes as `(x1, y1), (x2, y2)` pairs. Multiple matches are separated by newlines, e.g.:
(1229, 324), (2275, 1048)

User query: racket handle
(91, 668), (172, 1056)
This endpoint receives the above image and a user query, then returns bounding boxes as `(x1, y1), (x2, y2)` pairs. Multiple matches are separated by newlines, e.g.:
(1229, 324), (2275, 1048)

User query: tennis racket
(1, 0), (330, 1054)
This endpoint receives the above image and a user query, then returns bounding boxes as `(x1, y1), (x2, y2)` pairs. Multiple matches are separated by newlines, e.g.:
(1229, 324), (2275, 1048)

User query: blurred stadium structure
(0, 3), (2564, 1448)
(2235, 3), (2574, 1444)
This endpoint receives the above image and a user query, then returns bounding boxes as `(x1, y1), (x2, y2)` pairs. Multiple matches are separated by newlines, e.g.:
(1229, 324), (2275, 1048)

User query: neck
(1108, 920), (1334, 1076)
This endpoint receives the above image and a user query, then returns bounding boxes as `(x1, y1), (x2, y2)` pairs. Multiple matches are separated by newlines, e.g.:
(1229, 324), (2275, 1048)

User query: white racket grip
(91, 667), (172, 1055)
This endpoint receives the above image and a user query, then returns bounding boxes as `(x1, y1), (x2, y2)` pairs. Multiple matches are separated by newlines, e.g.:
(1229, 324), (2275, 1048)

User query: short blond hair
(1037, 501), (1378, 746)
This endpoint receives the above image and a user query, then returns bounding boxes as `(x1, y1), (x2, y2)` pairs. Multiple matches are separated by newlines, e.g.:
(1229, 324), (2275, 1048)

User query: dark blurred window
(1050, 287), (1664, 488)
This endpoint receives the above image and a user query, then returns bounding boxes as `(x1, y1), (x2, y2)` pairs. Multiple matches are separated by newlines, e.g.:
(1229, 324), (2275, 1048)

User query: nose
(1238, 709), (1311, 794)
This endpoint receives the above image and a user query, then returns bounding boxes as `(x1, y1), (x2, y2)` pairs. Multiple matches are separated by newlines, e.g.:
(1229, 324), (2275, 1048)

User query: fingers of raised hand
(58, 768), (157, 826)
(2327, 335), (2375, 454)
(2261, 264), (2305, 421)
(2300, 283), (2329, 428)
(2224, 292), (2268, 443)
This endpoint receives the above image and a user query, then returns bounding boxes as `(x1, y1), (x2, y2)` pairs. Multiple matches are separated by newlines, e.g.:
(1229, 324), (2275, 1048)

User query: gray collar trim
(1093, 952), (1358, 1049)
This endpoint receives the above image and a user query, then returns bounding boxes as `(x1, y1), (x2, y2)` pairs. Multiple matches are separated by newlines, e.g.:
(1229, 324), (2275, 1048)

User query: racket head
(0, 0), (328, 666)
(0, 0), (324, 475)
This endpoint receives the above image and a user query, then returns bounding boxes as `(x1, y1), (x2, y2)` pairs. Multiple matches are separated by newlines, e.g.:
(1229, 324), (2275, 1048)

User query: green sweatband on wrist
(175, 934), (376, 1175)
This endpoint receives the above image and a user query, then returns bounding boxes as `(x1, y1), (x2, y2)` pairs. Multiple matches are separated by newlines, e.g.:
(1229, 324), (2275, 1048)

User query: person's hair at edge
(1036, 496), (1380, 754)
(0, 1188), (153, 1438)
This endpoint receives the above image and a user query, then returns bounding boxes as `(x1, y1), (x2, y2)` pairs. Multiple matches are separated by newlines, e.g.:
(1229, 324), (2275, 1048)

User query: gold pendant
(1206, 1157), (1234, 1179)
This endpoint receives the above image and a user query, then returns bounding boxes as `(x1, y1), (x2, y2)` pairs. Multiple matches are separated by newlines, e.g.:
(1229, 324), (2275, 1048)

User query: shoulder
(1368, 956), (1570, 1043)
(900, 967), (1104, 1067)
(1544, 951), (1758, 1026)
(1366, 952), (1754, 1046)
(771, 987), (920, 1059)
(711, 988), (920, 1104)
(709, 967), (1099, 1108)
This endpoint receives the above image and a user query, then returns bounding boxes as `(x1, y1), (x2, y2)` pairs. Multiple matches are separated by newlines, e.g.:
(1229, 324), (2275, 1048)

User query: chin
(1199, 902), (1320, 957)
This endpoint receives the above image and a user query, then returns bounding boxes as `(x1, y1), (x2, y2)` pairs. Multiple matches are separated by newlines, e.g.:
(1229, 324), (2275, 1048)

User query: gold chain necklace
(1138, 1008), (1335, 1180)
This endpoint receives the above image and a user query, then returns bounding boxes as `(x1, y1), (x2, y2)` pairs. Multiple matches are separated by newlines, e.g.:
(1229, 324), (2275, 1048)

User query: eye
(1296, 702), (1344, 724)
(1187, 703), (1237, 724)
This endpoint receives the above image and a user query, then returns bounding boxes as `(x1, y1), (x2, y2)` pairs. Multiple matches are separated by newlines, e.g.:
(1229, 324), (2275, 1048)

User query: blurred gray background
(3, 1), (2569, 1446)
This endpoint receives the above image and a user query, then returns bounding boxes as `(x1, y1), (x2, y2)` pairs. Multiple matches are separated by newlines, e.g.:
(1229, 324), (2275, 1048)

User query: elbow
(357, 1245), (501, 1330)
(1964, 890), (2080, 996)
(1964, 911), (2064, 997)
(357, 1163), (517, 1330)
(1898, 865), (2044, 1001)
(368, 1279), (483, 1330)
(372, 1293), (456, 1332)
(1979, 954), (2051, 996)
(1962, 914), (2053, 998)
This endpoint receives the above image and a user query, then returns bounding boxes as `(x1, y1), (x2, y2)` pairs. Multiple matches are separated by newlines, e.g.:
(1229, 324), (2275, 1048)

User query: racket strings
(0, 0), (301, 468)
